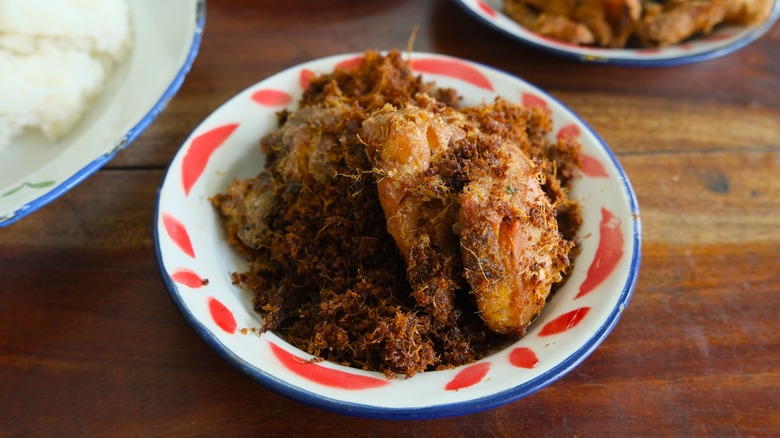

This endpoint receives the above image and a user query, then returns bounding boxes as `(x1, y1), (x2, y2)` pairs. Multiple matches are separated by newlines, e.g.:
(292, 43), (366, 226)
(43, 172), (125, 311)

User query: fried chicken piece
(505, 0), (642, 47)
(574, 0), (643, 47)
(506, 0), (772, 48)
(537, 14), (599, 45)
(361, 95), (467, 324)
(459, 134), (571, 335)
(722, 0), (773, 25)
(213, 95), (368, 258)
(363, 96), (574, 336)
(636, 1), (727, 46)
(505, 0), (596, 45)
(210, 172), (280, 256)
(261, 103), (361, 185)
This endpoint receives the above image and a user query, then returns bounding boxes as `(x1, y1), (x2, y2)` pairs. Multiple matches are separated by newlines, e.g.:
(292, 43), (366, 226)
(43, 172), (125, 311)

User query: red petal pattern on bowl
(162, 213), (195, 258)
(557, 123), (580, 141)
(538, 307), (591, 336)
(268, 341), (390, 390)
(182, 123), (239, 196)
(300, 69), (316, 90)
(577, 208), (624, 298)
(445, 362), (491, 391)
(477, 0), (497, 17)
(412, 58), (494, 91)
(509, 347), (539, 369)
(335, 56), (365, 71)
(172, 268), (207, 288)
(208, 296), (237, 334)
(251, 89), (293, 106)
(521, 92), (548, 109)
(580, 153), (609, 177)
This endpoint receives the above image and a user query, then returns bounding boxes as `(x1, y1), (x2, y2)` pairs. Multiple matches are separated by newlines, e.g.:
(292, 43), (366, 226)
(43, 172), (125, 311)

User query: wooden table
(2, 1), (778, 435)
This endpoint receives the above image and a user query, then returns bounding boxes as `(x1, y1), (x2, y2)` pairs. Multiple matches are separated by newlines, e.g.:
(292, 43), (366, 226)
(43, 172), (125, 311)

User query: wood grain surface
(1, 0), (779, 436)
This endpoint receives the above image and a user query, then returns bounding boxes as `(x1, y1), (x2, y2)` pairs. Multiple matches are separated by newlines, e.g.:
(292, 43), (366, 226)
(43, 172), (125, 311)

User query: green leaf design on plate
(2, 180), (56, 197)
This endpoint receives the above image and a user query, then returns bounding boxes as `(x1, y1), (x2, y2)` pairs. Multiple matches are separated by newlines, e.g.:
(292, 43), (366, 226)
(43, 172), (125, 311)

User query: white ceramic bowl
(154, 52), (641, 419)
(455, 0), (780, 66)
(0, 0), (205, 227)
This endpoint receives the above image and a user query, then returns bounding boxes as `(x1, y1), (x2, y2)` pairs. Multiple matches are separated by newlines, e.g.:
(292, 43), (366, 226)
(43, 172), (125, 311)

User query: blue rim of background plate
(0, 0), (206, 228)
(454, 0), (780, 67)
(153, 53), (642, 420)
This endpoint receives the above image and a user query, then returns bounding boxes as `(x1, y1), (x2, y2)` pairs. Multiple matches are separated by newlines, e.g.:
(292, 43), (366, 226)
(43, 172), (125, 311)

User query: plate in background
(454, 0), (780, 66)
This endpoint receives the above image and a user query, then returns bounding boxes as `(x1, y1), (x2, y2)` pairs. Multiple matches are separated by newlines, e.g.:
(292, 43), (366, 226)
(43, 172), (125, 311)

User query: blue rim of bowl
(0, 0), (207, 228)
(454, 0), (780, 67)
(154, 53), (642, 420)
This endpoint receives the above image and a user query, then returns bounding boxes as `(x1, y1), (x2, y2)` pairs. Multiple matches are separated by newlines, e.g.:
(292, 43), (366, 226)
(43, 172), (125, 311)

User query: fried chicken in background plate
(504, 0), (774, 47)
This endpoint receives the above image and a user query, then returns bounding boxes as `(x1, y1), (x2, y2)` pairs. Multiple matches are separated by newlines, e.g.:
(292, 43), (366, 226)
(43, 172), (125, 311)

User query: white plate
(0, 0), (205, 227)
(455, 0), (780, 66)
(154, 52), (641, 419)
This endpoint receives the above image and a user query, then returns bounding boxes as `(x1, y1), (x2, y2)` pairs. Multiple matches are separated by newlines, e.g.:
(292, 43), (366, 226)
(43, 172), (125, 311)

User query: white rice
(0, 0), (132, 149)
